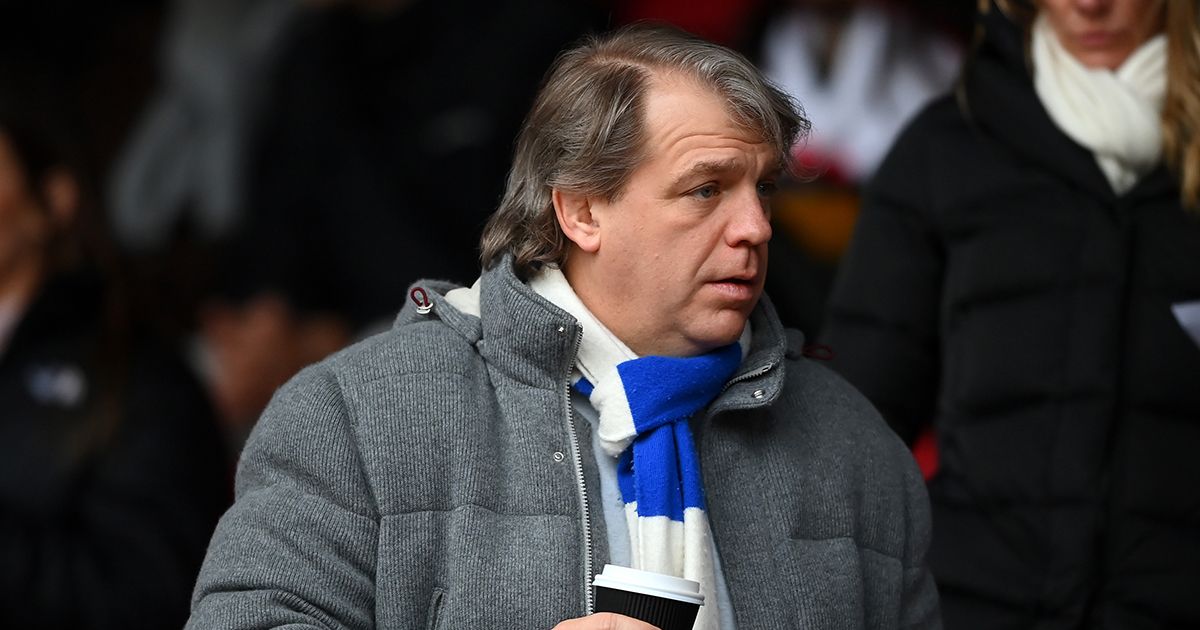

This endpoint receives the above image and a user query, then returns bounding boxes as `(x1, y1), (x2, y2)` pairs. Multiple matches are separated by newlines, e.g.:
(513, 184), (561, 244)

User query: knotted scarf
(1033, 13), (1166, 194)
(530, 267), (746, 630)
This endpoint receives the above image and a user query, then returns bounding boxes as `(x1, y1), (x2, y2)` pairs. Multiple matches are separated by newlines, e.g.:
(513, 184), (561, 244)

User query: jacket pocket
(778, 537), (903, 630)
(424, 587), (445, 630)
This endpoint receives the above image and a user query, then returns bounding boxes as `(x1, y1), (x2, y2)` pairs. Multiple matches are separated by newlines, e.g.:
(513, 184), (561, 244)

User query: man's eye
(757, 181), (778, 198)
(691, 185), (718, 199)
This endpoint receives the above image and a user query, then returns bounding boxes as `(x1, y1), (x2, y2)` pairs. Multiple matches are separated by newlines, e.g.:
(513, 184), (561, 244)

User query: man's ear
(552, 188), (601, 253)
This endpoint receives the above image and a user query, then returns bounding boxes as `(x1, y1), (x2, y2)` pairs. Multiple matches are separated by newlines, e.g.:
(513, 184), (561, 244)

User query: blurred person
(186, 25), (939, 629)
(109, 0), (300, 252)
(101, 0), (337, 442)
(192, 0), (604, 442)
(823, 0), (1200, 627)
(757, 0), (964, 337)
(104, 0), (313, 446)
(0, 85), (230, 629)
(761, 0), (963, 184)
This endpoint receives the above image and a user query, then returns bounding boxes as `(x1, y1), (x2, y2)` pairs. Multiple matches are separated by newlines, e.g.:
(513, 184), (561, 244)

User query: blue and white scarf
(531, 267), (747, 630)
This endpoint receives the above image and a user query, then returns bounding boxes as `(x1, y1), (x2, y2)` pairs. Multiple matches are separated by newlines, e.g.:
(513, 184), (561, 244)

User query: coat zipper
(562, 328), (594, 614)
(720, 361), (776, 393)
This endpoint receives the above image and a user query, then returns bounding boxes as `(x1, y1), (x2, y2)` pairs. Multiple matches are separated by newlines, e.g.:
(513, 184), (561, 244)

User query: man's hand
(552, 612), (661, 630)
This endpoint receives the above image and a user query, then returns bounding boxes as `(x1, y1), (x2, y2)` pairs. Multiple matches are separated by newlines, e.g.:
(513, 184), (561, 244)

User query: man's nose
(726, 187), (772, 247)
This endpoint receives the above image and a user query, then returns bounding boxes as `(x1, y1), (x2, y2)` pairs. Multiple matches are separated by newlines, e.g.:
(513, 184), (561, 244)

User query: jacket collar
(397, 255), (788, 403)
(706, 292), (789, 418)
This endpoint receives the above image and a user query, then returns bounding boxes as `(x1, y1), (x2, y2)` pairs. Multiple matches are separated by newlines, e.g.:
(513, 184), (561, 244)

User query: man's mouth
(707, 275), (759, 301)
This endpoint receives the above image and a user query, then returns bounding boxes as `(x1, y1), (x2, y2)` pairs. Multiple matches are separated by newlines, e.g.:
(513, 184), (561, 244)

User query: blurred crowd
(1, 0), (965, 626)
(0, 0), (971, 455)
(16, 0), (1197, 628)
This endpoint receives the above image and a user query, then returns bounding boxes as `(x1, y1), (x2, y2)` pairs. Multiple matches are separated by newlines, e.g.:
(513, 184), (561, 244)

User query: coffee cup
(591, 564), (704, 630)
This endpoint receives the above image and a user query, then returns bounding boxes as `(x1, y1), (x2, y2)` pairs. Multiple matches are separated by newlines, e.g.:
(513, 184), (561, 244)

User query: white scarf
(1032, 13), (1166, 194)
(529, 267), (749, 630)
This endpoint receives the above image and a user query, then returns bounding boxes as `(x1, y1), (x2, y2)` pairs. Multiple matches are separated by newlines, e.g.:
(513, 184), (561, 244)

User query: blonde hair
(1163, 0), (1200, 208)
(986, 0), (1200, 208)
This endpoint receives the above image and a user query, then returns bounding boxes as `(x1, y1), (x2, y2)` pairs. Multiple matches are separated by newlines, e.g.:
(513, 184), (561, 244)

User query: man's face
(1039, 0), (1165, 70)
(565, 75), (777, 357)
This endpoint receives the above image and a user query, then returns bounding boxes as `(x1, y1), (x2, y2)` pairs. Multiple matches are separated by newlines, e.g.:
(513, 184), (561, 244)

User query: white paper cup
(591, 564), (704, 630)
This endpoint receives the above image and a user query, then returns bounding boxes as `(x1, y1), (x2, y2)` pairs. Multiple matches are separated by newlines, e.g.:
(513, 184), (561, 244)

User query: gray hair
(479, 23), (810, 277)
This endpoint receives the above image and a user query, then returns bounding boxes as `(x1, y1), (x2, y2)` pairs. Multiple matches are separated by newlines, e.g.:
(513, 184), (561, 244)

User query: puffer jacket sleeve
(822, 109), (945, 445)
(187, 361), (379, 629)
(899, 439), (940, 629)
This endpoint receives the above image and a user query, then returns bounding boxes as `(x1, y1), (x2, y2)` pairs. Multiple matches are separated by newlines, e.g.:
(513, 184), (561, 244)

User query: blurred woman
(0, 89), (229, 628)
(823, 0), (1200, 627)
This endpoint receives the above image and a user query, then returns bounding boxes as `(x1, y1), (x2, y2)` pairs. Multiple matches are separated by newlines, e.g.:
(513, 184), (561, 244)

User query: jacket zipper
(720, 361), (777, 393)
(562, 328), (594, 614)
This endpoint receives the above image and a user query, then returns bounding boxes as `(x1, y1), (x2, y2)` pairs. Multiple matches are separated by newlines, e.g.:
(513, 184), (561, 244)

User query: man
(187, 25), (939, 629)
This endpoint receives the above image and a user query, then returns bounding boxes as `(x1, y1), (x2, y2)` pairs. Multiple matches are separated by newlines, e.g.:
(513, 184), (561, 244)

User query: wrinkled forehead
(648, 69), (768, 137)
(641, 70), (779, 158)
(635, 74), (780, 181)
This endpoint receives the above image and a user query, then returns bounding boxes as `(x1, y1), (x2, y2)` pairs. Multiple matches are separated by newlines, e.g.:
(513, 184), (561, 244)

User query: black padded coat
(823, 5), (1200, 629)
(0, 273), (230, 629)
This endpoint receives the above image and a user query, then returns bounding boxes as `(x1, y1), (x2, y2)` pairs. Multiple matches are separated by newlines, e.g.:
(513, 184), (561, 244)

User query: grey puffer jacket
(187, 259), (939, 629)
